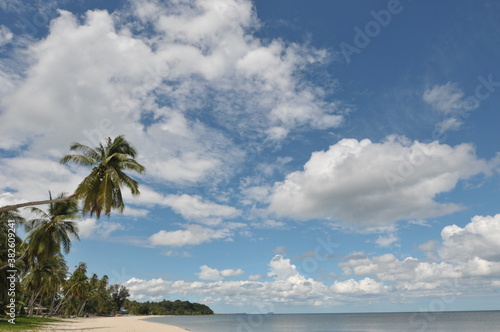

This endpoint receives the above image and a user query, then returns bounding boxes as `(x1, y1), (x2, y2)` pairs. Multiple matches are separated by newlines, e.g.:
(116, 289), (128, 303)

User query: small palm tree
(25, 192), (80, 264)
(61, 262), (90, 316)
(22, 253), (67, 316)
(60, 135), (146, 218)
(0, 135), (145, 217)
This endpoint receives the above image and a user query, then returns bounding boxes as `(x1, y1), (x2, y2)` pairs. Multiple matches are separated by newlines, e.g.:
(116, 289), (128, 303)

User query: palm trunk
(0, 194), (77, 213)
(53, 288), (71, 315)
(27, 291), (40, 316)
(77, 301), (86, 316)
(48, 293), (58, 317)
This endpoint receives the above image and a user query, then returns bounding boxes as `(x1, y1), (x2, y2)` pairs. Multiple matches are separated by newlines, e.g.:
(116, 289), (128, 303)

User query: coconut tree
(60, 135), (146, 218)
(24, 192), (80, 264)
(21, 254), (67, 316)
(0, 135), (145, 216)
(60, 262), (89, 316)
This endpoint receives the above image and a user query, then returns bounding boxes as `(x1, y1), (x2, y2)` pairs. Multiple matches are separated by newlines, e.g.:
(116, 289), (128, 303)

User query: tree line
(125, 299), (214, 315)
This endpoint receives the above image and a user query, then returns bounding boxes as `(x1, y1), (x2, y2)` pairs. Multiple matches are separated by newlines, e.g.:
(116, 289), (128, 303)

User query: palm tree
(25, 192), (80, 264)
(0, 135), (145, 217)
(21, 254), (67, 316)
(60, 135), (146, 218)
(60, 262), (90, 316)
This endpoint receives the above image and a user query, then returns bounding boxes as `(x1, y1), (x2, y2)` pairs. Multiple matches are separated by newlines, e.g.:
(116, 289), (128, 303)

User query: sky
(1, 0), (500, 314)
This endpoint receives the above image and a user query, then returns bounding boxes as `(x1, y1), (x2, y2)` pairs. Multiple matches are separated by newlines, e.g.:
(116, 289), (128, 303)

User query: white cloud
(338, 215), (500, 293)
(149, 224), (232, 247)
(267, 255), (299, 280)
(198, 265), (224, 281)
(437, 117), (462, 132)
(0, 25), (13, 46)
(78, 218), (125, 239)
(0, 157), (83, 207)
(163, 194), (241, 226)
(248, 274), (265, 281)
(269, 137), (492, 228)
(197, 265), (245, 281)
(375, 234), (399, 247)
(423, 82), (465, 114)
(123, 226), (500, 306)
(221, 268), (245, 277)
(439, 214), (500, 263)
(331, 278), (386, 294)
(423, 82), (478, 133)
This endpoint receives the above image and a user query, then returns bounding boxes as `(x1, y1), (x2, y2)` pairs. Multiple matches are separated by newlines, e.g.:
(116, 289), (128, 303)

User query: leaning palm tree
(60, 135), (146, 218)
(0, 135), (145, 217)
(24, 192), (80, 264)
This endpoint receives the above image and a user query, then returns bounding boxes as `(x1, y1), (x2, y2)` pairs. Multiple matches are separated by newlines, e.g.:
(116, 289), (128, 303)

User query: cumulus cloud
(124, 255), (335, 307)
(331, 278), (386, 294)
(149, 224), (233, 247)
(267, 255), (299, 280)
(198, 265), (245, 281)
(439, 214), (500, 263)
(339, 215), (500, 292)
(198, 265), (224, 281)
(269, 137), (492, 228)
(124, 213), (500, 307)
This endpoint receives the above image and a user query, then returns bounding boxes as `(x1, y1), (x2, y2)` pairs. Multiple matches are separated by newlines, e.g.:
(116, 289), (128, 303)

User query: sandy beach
(43, 315), (188, 331)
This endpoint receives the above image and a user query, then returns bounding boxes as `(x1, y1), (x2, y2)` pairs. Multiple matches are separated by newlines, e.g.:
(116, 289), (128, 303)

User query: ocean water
(145, 311), (500, 332)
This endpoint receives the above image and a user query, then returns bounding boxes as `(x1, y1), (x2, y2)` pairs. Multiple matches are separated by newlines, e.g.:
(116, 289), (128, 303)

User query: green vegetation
(125, 299), (214, 315)
(0, 316), (61, 331)
(0, 136), (145, 317)
(0, 136), (214, 321)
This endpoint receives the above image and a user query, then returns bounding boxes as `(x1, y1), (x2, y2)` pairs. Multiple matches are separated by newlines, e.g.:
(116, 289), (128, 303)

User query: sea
(145, 310), (500, 332)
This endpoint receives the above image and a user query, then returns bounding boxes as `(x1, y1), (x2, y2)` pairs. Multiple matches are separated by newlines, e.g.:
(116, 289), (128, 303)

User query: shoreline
(43, 315), (189, 331)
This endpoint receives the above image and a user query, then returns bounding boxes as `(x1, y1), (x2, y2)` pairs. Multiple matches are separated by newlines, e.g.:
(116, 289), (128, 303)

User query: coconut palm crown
(60, 135), (146, 218)
(26, 192), (80, 263)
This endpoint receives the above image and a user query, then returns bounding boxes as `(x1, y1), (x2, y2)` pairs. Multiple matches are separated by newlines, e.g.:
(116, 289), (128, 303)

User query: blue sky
(1, 0), (500, 314)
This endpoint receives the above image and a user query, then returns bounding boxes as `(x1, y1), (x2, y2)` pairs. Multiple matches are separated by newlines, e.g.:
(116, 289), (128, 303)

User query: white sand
(43, 315), (189, 331)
